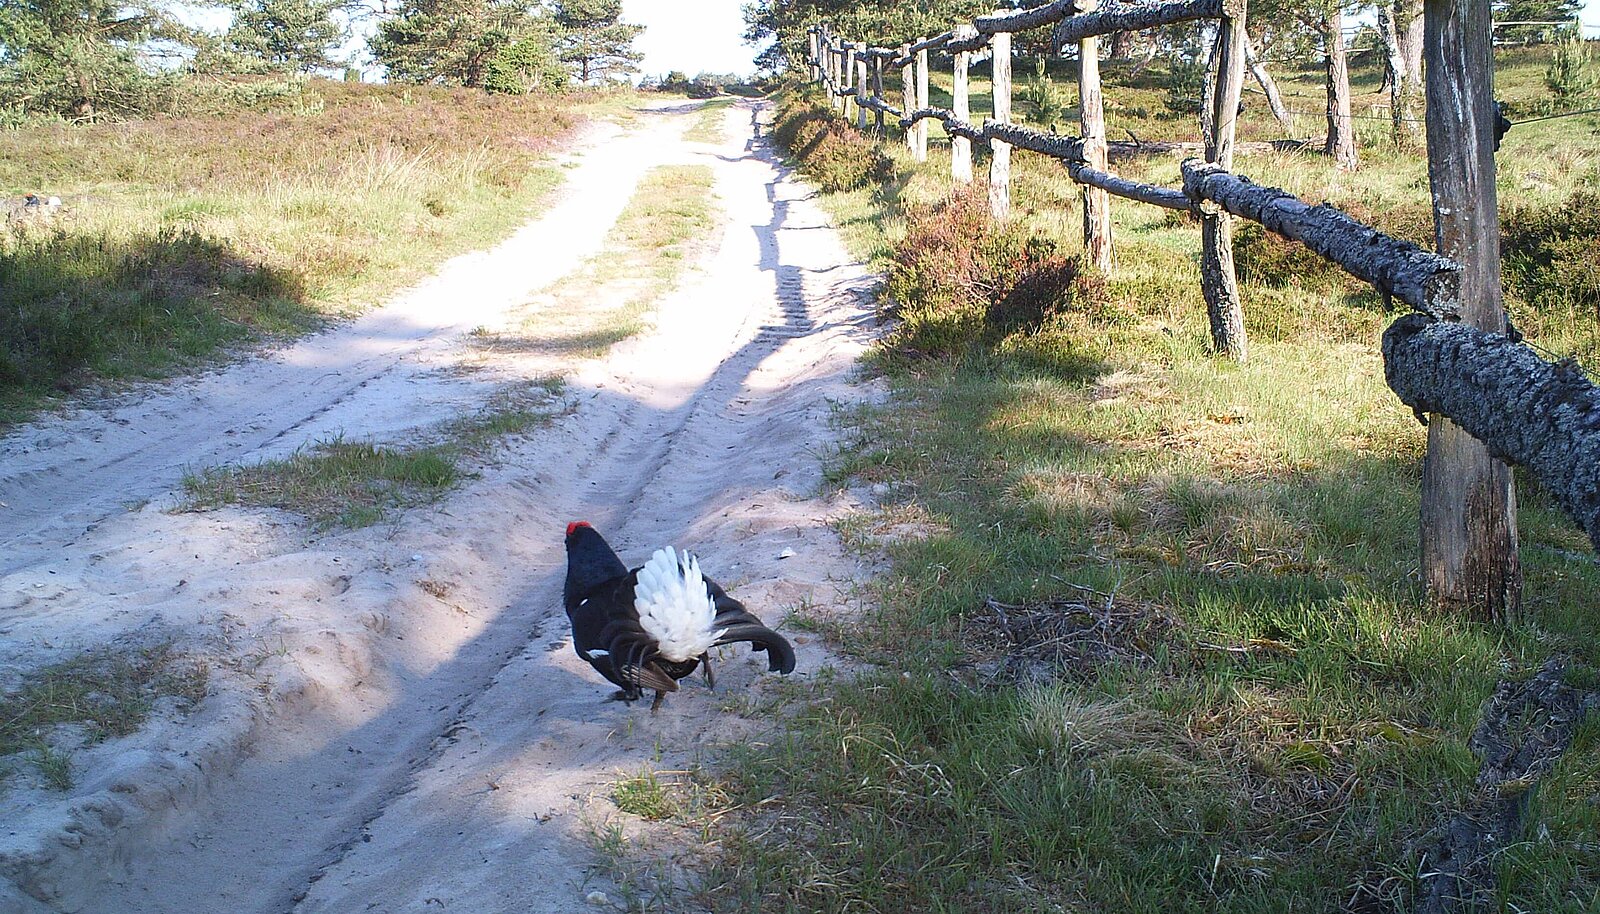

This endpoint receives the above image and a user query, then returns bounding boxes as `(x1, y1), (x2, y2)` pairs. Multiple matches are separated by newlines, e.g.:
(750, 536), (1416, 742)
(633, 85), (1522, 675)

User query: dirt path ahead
(0, 101), (877, 913)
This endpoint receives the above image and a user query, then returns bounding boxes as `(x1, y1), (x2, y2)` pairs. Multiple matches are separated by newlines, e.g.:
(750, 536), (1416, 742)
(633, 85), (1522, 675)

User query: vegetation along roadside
(0, 79), (578, 426)
(696, 46), (1600, 914)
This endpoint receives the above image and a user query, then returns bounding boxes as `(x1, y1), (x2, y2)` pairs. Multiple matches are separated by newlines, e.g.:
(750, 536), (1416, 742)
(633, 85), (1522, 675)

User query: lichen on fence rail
(860, 96), (904, 118)
(899, 108), (1088, 160)
(1180, 159), (1461, 316)
(1066, 162), (1191, 210)
(1384, 315), (1600, 550)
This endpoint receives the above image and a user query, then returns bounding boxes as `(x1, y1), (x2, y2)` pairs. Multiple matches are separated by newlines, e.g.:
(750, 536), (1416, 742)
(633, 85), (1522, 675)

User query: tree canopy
(371, 0), (638, 90)
(742, 0), (990, 72)
(553, 0), (641, 84)
(199, 0), (347, 73)
(0, 0), (184, 117)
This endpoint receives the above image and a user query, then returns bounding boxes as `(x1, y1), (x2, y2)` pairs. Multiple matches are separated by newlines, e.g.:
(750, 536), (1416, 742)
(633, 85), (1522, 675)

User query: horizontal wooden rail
(1384, 314), (1600, 550)
(900, 108), (1089, 159)
(860, 95), (905, 118)
(891, 33), (958, 68)
(900, 106), (987, 143)
(945, 31), (990, 53)
(975, 0), (1234, 40)
(986, 120), (1088, 160)
(1180, 160), (1461, 316)
(1066, 162), (1191, 210)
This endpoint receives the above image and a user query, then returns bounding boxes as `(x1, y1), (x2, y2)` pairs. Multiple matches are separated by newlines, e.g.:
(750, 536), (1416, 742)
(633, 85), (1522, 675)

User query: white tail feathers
(634, 547), (725, 663)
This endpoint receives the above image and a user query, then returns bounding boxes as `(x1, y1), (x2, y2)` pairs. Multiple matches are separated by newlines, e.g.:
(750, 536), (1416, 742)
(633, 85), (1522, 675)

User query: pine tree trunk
(1244, 37), (1296, 136)
(1323, 8), (1358, 169)
(1397, 0), (1425, 145)
(1108, 29), (1133, 59)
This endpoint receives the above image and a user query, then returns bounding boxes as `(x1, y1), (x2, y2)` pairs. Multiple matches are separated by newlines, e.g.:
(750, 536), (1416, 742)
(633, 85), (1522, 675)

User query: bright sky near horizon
(622, 0), (759, 79)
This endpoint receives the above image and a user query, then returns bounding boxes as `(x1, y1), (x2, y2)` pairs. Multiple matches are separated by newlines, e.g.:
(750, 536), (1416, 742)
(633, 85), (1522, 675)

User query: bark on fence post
(1078, 0), (1114, 271)
(856, 56), (869, 130)
(844, 43), (857, 121)
(829, 41), (842, 112)
(1199, 0), (1248, 360)
(915, 41), (931, 162)
(808, 29), (820, 83)
(901, 45), (916, 151)
(989, 28), (1012, 220)
(1419, 0), (1520, 617)
(951, 25), (976, 182)
(872, 56), (886, 134)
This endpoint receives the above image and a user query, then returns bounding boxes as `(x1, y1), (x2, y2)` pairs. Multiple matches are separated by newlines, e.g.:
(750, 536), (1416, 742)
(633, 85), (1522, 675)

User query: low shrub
(885, 186), (1102, 356)
(1233, 220), (1347, 288)
(0, 227), (310, 392)
(1501, 189), (1600, 316)
(770, 95), (893, 193)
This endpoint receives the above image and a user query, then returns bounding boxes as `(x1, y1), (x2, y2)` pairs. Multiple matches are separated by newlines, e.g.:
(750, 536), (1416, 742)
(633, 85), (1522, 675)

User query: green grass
(0, 77), (662, 425)
(473, 163), (720, 356)
(180, 379), (561, 528)
(700, 57), (1600, 912)
(612, 769), (679, 821)
(0, 644), (208, 790)
(686, 98), (737, 145)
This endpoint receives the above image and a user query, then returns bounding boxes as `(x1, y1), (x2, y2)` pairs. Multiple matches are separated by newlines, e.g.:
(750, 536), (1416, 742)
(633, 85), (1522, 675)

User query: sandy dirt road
(0, 100), (877, 913)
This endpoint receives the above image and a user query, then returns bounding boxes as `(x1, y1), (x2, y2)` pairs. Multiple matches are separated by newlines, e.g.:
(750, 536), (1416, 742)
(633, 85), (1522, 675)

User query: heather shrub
(1501, 190), (1600, 316)
(885, 187), (1100, 357)
(1233, 221), (1346, 288)
(1235, 200), (1433, 292)
(770, 95), (893, 193)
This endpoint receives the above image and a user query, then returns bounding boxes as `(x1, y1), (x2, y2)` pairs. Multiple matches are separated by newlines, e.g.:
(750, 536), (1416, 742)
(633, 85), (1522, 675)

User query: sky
(622, 0), (759, 79)
(172, 0), (1598, 80)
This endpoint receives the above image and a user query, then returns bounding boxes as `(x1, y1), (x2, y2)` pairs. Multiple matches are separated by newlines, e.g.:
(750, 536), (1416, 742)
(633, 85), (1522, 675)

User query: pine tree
(216, 0), (346, 73)
(371, 0), (558, 89)
(0, 0), (183, 118)
(1494, 0), (1581, 44)
(552, 0), (642, 84)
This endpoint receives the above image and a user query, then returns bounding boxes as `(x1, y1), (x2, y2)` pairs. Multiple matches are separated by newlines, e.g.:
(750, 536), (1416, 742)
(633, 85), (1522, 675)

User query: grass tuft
(0, 644), (209, 790)
(180, 380), (560, 528)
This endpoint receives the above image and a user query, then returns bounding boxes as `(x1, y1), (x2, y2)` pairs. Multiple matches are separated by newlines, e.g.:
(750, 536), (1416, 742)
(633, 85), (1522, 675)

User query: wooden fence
(801, 0), (1600, 617)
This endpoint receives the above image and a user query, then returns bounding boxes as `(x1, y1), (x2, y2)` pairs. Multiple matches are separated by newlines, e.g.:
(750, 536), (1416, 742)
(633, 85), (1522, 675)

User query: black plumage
(563, 522), (796, 711)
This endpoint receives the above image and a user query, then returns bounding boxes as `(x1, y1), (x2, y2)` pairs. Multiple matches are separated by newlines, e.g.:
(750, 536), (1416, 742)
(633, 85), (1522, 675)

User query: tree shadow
(0, 226), (313, 416)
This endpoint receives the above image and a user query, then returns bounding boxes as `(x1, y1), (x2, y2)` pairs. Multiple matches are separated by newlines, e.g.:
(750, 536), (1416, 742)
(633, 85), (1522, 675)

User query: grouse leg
(650, 690), (668, 714)
(608, 689), (640, 704)
(703, 655), (716, 690)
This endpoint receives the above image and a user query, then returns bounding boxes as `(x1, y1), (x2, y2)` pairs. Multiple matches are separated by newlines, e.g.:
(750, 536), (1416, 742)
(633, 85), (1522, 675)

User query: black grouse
(563, 521), (796, 711)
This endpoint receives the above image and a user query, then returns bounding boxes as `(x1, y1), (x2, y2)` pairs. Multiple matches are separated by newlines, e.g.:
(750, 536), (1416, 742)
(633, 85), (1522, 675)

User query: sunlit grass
(703, 55), (1600, 912)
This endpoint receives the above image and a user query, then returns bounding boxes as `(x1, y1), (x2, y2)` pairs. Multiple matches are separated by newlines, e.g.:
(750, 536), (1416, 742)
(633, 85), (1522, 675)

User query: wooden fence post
(829, 41), (842, 112)
(1198, 0), (1247, 360)
(1420, 0), (1520, 616)
(872, 55), (886, 135)
(844, 42), (857, 121)
(1078, 0), (1114, 271)
(990, 29), (1012, 219)
(902, 45), (916, 152)
(952, 25), (976, 182)
(915, 41), (931, 162)
(856, 55), (869, 130)
(808, 28), (820, 83)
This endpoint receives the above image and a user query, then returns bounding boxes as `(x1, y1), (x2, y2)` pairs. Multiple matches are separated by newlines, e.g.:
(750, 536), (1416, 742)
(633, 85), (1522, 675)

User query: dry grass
(0, 78), (585, 422)
(180, 378), (562, 528)
(0, 644), (209, 790)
